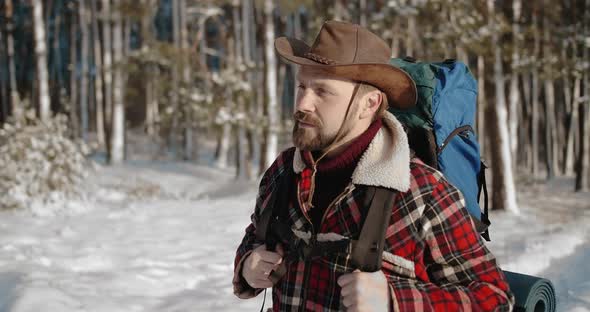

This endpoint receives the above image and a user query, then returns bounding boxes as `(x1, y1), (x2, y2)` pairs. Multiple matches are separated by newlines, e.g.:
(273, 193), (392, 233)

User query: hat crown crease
(353, 27), (360, 63)
(309, 21), (357, 64)
(273, 20), (418, 109)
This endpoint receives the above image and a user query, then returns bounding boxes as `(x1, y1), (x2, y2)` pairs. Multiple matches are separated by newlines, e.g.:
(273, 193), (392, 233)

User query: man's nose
(295, 90), (315, 113)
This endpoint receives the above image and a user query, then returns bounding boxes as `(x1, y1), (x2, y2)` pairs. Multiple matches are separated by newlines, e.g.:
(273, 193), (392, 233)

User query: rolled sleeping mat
(503, 271), (556, 312)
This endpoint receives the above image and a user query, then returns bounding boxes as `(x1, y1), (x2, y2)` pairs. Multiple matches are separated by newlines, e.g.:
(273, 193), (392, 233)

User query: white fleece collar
(293, 112), (411, 192)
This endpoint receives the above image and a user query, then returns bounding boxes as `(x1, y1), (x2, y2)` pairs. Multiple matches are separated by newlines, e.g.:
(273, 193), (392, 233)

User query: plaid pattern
(234, 147), (514, 311)
(298, 166), (315, 220)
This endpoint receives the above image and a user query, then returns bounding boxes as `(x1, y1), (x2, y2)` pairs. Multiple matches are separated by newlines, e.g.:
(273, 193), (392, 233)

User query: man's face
(293, 66), (358, 151)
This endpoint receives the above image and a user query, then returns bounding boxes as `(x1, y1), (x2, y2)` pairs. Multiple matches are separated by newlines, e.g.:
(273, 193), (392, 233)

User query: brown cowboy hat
(275, 20), (417, 109)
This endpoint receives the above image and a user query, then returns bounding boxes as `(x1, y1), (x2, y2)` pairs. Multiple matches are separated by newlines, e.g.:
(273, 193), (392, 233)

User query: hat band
(304, 52), (337, 65)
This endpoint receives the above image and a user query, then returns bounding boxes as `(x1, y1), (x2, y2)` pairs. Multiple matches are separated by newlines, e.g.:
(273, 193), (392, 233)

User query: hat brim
(275, 37), (417, 110)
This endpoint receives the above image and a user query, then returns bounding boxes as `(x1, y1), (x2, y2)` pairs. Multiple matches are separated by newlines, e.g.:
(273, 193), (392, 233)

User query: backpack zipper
(296, 180), (355, 311)
(437, 125), (474, 154)
(295, 175), (314, 312)
(298, 258), (312, 312)
(319, 183), (356, 228)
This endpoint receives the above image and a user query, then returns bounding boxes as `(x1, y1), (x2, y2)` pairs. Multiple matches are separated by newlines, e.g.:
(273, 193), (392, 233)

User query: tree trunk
(232, 0), (243, 66)
(451, 2), (467, 63)
(410, 0), (424, 57)
(150, 67), (160, 134)
(292, 10), (302, 113)
(5, 0), (21, 118)
(531, 7), (540, 177)
(69, 3), (79, 135)
(123, 18), (130, 55)
(543, 78), (558, 178)
(264, 0), (278, 169)
(233, 0), (250, 176)
(236, 95), (250, 179)
(145, 71), (155, 135)
(521, 71), (532, 169)
(102, 0), (113, 155)
(276, 62), (287, 121)
(0, 25), (7, 121)
(542, 8), (559, 178)
(508, 0), (521, 162)
(242, 0), (255, 178)
(143, 7), (159, 138)
(255, 45), (265, 175)
(390, 17), (401, 57)
(169, 0), (180, 152)
(91, 0), (105, 147)
(50, 1), (67, 112)
(216, 23), (235, 169)
(179, 0), (193, 161)
(109, 1), (125, 164)
(33, 0), (51, 120)
(566, 76), (581, 175)
(565, 1), (582, 176)
(359, 0), (367, 26)
(334, 0), (349, 21)
(406, 12), (416, 57)
(561, 38), (572, 175)
(251, 3), (265, 174)
(242, 0), (253, 65)
(477, 55), (486, 155)
(216, 97), (232, 169)
(197, 18), (207, 73)
(576, 0), (590, 191)
(575, 100), (589, 191)
(488, 0), (518, 213)
(79, 0), (90, 141)
(586, 0), (590, 186)
(455, 44), (468, 65)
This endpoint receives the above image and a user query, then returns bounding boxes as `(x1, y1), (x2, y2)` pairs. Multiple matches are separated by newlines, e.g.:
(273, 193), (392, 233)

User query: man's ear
(359, 91), (382, 120)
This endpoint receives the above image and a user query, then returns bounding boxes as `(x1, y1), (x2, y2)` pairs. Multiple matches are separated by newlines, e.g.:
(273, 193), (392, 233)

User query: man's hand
(337, 269), (390, 312)
(242, 244), (284, 289)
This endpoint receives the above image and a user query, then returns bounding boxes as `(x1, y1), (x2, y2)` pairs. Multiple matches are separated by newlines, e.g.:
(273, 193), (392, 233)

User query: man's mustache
(293, 111), (322, 127)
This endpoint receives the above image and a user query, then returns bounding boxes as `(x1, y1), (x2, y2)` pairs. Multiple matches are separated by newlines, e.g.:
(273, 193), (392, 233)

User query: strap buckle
(296, 234), (351, 261)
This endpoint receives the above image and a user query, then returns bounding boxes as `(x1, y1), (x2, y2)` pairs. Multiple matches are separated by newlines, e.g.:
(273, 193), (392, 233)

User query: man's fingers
(337, 272), (358, 287)
(337, 274), (351, 287)
(340, 281), (364, 298)
(259, 250), (283, 264)
(256, 261), (277, 274)
(251, 278), (273, 289)
(340, 283), (353, 297)
(341, 294), (358, 308)
(276, 243), (285, 257)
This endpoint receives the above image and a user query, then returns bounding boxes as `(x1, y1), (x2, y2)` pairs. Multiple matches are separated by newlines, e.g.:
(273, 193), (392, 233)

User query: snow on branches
(0, 111), (92, 212)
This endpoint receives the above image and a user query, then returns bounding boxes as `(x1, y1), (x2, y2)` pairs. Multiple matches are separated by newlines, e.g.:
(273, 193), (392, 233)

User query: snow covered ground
(486, 177), (590, 311)
(0, 160), (588, 312)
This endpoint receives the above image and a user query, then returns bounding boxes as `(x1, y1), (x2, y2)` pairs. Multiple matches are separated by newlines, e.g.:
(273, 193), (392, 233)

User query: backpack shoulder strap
(476, 160), (491, 241)
(255, 193), (275, 242)
(255, 169), (294, 246)
(351, 187), (397, 272)
(254, 150), (296, 245)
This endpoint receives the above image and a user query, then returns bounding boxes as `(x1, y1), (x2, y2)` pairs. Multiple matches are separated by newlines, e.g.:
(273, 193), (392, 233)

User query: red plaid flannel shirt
(234, 144), (514, 311)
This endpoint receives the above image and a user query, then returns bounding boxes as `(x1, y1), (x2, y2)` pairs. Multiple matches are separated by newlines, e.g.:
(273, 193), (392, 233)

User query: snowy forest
(0, 0), (589, 311)
(1, 0), (590, 204)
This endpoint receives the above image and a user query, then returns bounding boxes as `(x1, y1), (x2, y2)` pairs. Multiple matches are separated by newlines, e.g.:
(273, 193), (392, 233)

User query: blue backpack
(389, 57), (490, 240)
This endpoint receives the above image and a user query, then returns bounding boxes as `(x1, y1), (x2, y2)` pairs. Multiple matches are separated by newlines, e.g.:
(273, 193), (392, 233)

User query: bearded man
(233, 20), (514, 312)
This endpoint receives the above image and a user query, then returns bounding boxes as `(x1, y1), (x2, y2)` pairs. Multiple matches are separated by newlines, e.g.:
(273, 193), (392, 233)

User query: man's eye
(297, 84), (305, 89)
(316, 88), (326, 95)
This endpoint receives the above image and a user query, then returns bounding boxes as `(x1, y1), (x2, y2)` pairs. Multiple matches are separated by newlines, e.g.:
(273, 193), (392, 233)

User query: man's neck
(320, 123), (371, 159)
(307, 118), (383, 166)
(320, 137), (357, 159)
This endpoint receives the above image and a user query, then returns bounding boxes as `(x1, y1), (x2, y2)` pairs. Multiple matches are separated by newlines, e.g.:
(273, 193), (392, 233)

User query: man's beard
(292, 111), (337, 151)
